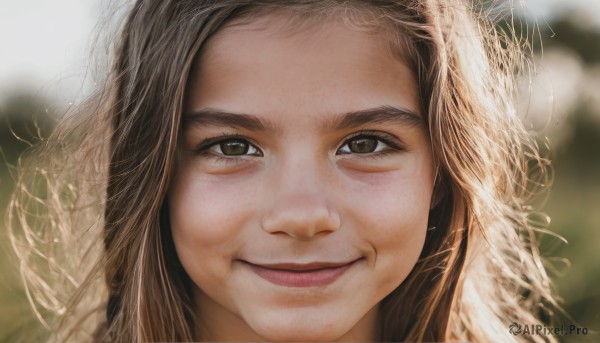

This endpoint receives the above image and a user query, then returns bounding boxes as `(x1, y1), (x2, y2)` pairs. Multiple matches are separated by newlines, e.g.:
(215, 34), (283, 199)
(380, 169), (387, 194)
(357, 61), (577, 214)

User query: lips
(240, 259), (359, 287)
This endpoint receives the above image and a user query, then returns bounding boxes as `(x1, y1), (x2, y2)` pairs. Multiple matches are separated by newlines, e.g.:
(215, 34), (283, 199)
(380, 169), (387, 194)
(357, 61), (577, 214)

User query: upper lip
(241, 260), (359, 271)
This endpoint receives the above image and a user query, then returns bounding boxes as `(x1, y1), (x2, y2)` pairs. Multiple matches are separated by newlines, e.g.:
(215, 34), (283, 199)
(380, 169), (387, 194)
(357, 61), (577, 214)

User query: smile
(240, 260), (361, 287)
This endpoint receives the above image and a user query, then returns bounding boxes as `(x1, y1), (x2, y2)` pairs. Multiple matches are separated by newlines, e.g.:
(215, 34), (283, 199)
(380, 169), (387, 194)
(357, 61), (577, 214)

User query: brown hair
(9, 0), (558, 342)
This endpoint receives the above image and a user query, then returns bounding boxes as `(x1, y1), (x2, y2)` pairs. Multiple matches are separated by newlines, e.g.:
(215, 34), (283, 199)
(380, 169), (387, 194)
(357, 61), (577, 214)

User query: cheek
(167, 169), (261, 293)
(359, 175), (431, 236)
(347, 171), (432, 284)
(169, 170), (257, 248)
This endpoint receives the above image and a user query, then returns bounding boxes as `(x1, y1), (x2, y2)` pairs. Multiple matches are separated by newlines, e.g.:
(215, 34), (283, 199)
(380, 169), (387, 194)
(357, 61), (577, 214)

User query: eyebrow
(184, 108), (275, 131)
(183, 105), (422, 132)
(328, 105), (423, 131)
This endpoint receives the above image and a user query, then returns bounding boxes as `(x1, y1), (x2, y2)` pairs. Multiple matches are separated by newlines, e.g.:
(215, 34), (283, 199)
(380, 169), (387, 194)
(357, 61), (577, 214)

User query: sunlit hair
(9, 0), (559, 342)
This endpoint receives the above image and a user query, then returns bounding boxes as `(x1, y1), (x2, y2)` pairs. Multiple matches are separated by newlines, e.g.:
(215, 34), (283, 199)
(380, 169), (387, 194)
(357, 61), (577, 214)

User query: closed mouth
(239, 258), (362, 287)
(244, 260), (359, 271)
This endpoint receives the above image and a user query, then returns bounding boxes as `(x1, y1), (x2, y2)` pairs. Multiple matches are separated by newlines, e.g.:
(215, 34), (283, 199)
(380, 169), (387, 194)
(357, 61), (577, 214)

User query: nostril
(285, 228), (333, 241)
(260, 201), (340, 239)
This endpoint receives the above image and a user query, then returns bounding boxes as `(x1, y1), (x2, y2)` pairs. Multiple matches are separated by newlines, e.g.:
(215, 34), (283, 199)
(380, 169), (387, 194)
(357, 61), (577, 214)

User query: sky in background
(0, 0), (102, 105)
(524, 0), (600, 26)
(1, 0), (599, 106)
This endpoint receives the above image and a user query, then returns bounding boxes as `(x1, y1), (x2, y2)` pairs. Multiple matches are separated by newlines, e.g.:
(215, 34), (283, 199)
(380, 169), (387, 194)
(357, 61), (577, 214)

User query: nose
(261, 194), (341, 240)
(260, 159), (341, 240)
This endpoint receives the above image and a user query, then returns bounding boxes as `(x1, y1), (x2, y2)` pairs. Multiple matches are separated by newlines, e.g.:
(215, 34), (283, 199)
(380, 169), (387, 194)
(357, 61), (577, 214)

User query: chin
(257, 328), (344, 342)
(249, 315), (351, 342)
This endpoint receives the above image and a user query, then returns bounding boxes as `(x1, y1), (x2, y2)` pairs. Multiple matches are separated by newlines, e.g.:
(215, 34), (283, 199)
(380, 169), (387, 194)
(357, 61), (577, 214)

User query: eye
(337, 134), (395, 155)
(197, 137), (262, 157)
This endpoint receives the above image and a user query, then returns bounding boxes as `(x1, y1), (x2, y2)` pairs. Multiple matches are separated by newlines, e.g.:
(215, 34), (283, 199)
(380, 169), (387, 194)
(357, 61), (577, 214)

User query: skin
(168, 14), (435, 342)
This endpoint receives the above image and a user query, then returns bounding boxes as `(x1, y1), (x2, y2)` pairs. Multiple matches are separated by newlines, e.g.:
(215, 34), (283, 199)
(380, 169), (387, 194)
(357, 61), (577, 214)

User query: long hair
(9, 0), (558, 342)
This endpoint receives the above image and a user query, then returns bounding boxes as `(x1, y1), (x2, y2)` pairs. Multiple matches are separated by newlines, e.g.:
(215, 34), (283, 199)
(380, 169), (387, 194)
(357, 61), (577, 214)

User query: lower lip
(245, 261), (357, 287)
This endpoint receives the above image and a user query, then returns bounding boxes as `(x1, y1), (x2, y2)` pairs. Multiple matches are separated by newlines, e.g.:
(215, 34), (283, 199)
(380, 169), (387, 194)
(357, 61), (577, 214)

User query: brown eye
(348, 137), (378, 153)
(338, 135), (388, 155)
(220, 140), (250, 156)
(198, 138), (262, 157)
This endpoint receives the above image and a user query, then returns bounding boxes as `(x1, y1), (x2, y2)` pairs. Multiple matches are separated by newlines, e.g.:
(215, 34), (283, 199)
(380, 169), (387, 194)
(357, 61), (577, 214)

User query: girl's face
(169, 15), (434, 342)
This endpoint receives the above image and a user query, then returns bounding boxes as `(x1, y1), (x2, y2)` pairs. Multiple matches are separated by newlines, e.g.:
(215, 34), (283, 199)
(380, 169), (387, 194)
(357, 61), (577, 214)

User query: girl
(10, 0), (559, 342)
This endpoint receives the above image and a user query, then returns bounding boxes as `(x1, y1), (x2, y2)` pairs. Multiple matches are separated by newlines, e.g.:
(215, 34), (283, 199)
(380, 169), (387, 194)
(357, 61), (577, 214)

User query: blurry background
(1, 0), (599, 342)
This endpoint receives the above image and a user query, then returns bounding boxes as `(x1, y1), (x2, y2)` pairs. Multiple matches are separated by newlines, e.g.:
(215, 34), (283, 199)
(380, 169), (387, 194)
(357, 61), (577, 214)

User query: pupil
(221, 140), (249, 156)
(350, 138), (377, 153)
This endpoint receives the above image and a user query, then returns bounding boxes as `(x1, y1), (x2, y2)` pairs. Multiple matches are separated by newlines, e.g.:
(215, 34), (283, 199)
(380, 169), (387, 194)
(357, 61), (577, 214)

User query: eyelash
(194, 131), (405, 161)
(338, 131), (406, 157)
(194, 133), (260, 165)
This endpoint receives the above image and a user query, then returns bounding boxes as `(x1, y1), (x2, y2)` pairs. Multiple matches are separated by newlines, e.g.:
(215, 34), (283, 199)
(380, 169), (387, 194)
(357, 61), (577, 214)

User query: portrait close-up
(0, 0), (599, 342)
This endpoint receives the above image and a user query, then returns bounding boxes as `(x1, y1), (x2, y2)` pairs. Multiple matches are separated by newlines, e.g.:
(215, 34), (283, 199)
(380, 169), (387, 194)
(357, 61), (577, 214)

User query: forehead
(186, 12), (420, 121)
